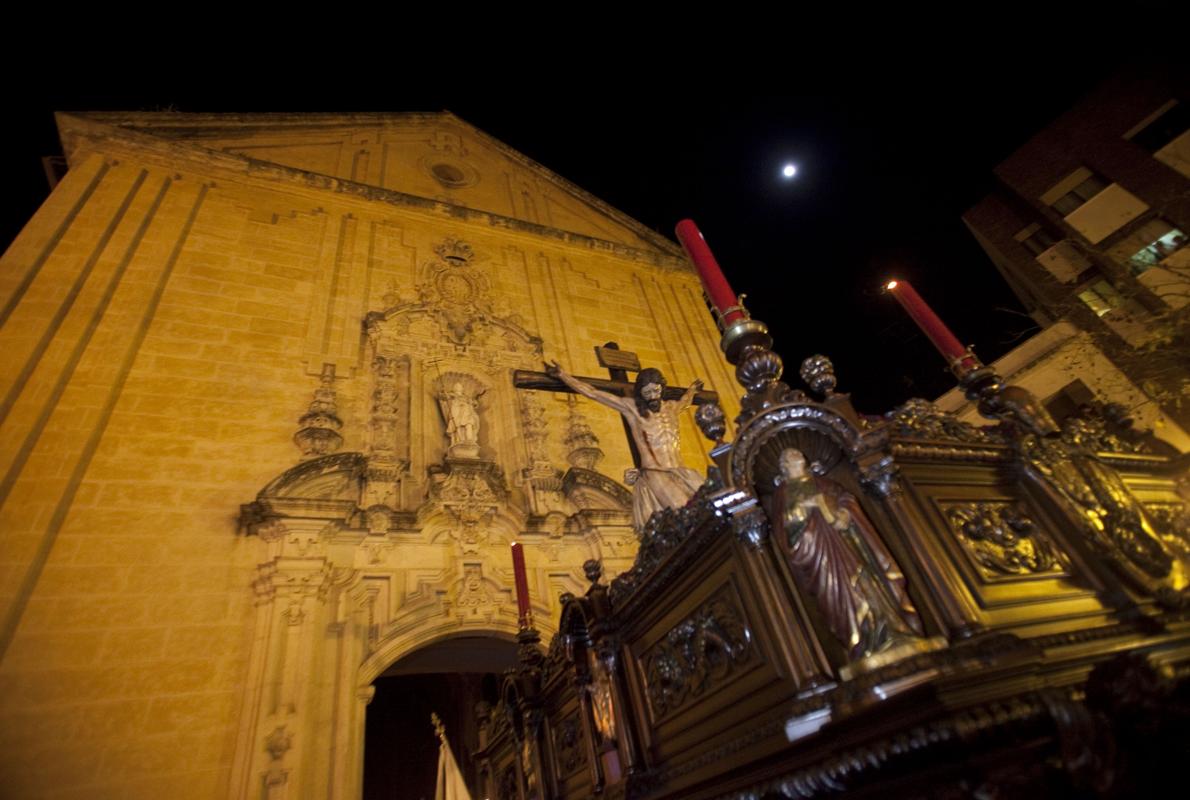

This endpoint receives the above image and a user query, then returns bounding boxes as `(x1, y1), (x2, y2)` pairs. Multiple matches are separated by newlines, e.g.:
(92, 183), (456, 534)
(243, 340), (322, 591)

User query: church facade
(0, 112), (738, 799)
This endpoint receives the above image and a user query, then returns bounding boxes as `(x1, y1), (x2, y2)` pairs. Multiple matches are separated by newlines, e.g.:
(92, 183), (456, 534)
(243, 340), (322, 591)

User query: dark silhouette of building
(962, 70), (1190, 430)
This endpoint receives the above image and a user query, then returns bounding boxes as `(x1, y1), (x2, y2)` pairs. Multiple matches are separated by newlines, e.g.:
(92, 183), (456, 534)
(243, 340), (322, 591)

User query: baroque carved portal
(234, 236), (637, 800)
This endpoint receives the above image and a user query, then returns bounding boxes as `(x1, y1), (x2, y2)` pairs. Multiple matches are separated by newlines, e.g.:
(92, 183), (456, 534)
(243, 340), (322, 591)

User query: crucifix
(511, 342), (719, 469)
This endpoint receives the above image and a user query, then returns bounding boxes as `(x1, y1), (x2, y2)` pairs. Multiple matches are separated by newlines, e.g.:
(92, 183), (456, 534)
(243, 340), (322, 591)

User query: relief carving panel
(943, 501), (1067, 578)
(642, 585), (754, 720)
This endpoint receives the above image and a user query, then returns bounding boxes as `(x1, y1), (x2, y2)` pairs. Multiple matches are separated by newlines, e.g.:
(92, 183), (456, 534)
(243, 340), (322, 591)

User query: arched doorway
(363, 633), (519, 800)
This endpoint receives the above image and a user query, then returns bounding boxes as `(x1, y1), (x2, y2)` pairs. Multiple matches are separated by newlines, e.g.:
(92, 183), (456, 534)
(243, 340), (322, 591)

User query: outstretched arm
(677, 378), (704, 411)
(545, 361), (633, 414)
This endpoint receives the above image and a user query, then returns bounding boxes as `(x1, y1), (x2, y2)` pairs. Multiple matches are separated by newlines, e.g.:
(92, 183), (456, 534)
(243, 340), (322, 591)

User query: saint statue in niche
(437, 380), (484, 458)
(771, 448), (923, 661)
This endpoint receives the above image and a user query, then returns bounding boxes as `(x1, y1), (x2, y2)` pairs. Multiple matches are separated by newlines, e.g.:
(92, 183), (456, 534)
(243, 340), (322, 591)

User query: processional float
(477, 221), (1190, 799)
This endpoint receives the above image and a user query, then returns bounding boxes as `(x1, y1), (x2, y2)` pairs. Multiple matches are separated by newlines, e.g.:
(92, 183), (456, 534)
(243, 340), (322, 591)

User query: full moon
(782, 163), (797, 178)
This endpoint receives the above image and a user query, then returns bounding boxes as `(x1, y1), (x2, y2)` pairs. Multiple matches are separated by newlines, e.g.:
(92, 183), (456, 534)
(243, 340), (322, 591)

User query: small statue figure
(546, 361), (704, 531)
(438, 380), (484, 456)
(587, 648), (617, 746)
(771, 448), (923, 661)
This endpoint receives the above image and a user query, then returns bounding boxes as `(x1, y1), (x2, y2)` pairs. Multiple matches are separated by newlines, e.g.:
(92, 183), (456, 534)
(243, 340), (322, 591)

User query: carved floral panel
(943, 501), (1067, 579)
(641, 584), (754, 720)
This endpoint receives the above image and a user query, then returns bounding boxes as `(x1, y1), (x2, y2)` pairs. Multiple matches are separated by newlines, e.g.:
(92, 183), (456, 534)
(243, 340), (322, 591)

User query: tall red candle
(510, 541), (532, 627)
(675, 219), (745, 328)
(885, 279), (980, 375)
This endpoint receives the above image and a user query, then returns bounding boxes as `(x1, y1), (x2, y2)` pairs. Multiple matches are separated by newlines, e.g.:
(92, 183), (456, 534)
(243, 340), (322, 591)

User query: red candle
(885, 279), (980, 375)
(675, 219), (745, 328)
(510, 541), (532, 627)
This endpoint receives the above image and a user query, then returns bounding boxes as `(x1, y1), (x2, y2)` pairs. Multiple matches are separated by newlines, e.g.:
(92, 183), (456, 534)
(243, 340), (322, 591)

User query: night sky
(3, 56), (1147, 413)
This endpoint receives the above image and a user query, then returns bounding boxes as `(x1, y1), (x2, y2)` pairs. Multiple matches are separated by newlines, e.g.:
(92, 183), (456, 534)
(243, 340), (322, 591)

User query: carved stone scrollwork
(884, 398), (998, 443)
(642, 587), (754, 719)
(945, 502), (1064, 576)
(449, 563), (504, 621)
(428, 459), (508, 553)
(293, 363), (343, 458)
(561, 468), (632, 510)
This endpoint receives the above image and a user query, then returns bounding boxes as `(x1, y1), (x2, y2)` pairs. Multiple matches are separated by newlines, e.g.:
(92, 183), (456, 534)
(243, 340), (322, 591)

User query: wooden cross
(512, 342), (719, 469)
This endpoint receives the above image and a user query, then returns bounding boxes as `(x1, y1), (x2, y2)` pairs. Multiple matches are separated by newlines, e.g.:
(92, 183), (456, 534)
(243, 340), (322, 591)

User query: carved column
(364, 354), (406, 519)
(522, 391), (564, 514)
(232, 519), (339, 800)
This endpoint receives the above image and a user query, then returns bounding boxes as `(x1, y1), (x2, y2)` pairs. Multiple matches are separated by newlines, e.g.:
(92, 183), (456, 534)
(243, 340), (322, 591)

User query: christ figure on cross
(546, 360), (705, 531)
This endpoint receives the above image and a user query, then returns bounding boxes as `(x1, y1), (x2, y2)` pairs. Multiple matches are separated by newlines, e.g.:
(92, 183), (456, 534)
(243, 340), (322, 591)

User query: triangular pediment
(57, 111), (679, 255)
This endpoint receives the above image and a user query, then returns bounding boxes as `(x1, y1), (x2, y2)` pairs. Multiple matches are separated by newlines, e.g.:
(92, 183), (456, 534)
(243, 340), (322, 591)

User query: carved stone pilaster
(369, 355), (400, 456)
(520, 391), (564, 513)
(293, 363), (343, 459)
(364, 355), (405, 514)
(521, 391), (552, 472)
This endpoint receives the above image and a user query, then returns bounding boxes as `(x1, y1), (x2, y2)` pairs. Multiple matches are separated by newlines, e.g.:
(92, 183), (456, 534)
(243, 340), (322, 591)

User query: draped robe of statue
(771, 449), (922, 660)
(441, 382), (481, 448)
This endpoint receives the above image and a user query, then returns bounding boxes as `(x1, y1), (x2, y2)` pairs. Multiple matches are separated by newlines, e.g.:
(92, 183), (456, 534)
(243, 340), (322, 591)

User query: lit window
(1127, 224), (1187, 274)
(1051, 173), (1109, 216)
(1077, 279), (1125, 316)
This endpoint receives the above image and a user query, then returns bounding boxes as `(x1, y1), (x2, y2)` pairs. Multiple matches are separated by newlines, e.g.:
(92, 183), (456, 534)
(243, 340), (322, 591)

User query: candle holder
(710, 293), (752, 329)
(947, 347), (984, 380)
(516, 624), (543, 668)
(715, 297), (772, 365)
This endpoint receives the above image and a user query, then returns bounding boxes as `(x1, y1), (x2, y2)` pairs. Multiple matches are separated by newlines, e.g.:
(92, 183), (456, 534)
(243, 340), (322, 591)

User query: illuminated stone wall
(0, 113), (737, 799)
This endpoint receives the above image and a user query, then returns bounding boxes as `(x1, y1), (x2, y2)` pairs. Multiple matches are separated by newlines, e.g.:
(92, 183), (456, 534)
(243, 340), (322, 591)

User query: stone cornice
(55, 111), (691, 270)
